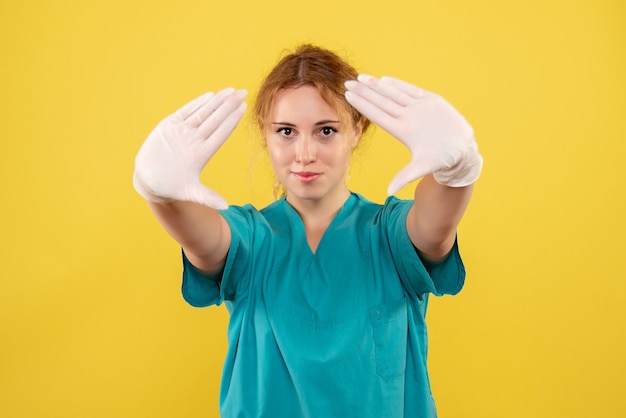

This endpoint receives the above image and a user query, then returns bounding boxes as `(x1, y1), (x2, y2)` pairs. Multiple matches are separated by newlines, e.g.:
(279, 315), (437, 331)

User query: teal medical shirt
(182, 192), (465, 418)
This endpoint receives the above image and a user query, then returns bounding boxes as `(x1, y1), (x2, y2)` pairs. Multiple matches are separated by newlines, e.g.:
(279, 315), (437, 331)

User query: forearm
(148, 201), (231, 273)
(406, 175), (474, 262)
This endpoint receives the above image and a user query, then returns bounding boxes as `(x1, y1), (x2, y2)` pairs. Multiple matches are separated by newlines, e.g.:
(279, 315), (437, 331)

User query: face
(265, 85), (361, 207)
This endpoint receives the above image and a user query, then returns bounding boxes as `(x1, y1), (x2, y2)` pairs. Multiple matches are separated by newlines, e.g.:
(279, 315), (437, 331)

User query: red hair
(253, 44), (370, 138)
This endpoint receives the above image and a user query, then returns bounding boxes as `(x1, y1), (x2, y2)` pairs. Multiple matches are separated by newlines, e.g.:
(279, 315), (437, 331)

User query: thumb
(387, 162), (432, 196)
(187, 183), (229, 210)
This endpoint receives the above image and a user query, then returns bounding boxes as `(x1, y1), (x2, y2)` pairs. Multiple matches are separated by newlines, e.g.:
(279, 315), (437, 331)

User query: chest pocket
(370, 298), (408, 380)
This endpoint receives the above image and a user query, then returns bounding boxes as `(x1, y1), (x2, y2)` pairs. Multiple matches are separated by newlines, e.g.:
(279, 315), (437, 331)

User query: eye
(276, 127), (295, 137)
(319, 126), (337, 138)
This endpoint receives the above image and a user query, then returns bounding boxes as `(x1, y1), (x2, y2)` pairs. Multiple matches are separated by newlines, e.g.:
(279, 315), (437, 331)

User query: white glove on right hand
(133, 88), (247, 210)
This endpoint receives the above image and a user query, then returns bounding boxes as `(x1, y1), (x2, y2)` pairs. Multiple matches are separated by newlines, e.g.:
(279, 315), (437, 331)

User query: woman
(133, 45), (482, 417)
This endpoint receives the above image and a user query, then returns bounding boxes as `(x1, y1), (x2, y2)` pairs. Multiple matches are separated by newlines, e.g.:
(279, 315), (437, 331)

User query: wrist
(132, 172), (176, 203)
(433, 144), (483, 187)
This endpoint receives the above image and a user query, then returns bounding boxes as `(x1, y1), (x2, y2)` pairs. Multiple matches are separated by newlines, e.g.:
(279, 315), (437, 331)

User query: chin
(283, 183), (323, 200)
(288, 190), (324, 202)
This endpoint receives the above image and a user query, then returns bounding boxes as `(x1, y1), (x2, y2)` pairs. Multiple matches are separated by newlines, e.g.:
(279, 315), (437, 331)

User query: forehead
(270, 85), (339, 122)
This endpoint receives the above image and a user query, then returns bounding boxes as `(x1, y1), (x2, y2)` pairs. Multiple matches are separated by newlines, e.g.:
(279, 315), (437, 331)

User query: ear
(350, 120), (363, 149)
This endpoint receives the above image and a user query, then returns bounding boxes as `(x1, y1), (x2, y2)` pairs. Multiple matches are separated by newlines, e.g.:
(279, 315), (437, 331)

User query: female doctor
(133, 44), (482, 417)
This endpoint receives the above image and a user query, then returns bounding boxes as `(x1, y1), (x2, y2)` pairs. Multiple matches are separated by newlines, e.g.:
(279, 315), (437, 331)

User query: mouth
(293, 171), (321, 184)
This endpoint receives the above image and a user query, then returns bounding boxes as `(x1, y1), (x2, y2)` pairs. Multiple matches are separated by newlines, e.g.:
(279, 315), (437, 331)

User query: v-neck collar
(281, 192), (358, 256)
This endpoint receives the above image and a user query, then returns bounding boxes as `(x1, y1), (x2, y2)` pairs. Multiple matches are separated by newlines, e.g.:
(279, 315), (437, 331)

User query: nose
(295, 134), (317, 164)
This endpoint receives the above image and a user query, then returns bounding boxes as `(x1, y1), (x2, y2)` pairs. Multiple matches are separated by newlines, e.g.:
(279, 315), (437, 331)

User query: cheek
(328, 142), (352, 164)
(267, 141), (290, 168)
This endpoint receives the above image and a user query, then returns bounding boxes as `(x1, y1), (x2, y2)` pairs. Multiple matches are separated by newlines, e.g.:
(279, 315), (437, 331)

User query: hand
(344, 75), (482, 194)
(133, 88), (247, 209)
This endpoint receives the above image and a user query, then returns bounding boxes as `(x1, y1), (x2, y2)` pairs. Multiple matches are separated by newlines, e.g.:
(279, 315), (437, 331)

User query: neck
(286, 188), (350, 229)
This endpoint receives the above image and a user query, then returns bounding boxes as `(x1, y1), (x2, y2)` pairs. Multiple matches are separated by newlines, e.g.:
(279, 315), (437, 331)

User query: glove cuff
(433, 144), (483, 187)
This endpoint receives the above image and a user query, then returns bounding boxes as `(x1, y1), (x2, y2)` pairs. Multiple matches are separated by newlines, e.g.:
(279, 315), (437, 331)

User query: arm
(148, 201), (231, 274)
(344, 75), (482, 261)
(133, 88), (247, 273)
(407, 176), (473, 262)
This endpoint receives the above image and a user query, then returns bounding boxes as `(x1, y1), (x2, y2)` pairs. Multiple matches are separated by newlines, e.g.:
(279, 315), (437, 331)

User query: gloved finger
(345, 90), (398, 134)
(345, 79), (405, 118)
(379, 76), (428, 99)
(387, 162), (431, 195)
(357, 74), (414, 107)
(186, 87), (236, 127)
(197, 90), (247, 141)
(199, 102), (247, 157)
(175, 92), (215, 120)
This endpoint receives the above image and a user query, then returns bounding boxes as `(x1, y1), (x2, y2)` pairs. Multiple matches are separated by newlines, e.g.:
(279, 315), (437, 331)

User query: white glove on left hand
(345, 75), (482, 195)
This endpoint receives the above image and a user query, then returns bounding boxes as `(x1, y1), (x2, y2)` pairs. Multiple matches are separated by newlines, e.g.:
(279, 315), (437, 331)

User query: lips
(293, 171), (321, 183)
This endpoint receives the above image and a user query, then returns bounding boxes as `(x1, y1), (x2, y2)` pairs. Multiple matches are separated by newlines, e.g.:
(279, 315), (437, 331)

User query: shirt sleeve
(181, 205), (257, 307)
(382, 196), (466, 298)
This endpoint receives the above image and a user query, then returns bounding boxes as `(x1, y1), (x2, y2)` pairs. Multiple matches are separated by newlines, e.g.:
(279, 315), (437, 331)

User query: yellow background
(1, 0), (624, 417)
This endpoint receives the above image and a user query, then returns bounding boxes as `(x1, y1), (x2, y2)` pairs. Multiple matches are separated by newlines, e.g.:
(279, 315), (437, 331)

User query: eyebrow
(271, 120), (341, 126)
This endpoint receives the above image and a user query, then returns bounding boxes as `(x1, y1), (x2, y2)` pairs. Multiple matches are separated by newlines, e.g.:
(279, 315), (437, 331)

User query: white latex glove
(344, 75), (482, 195)
(133, 88), (247, 209)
